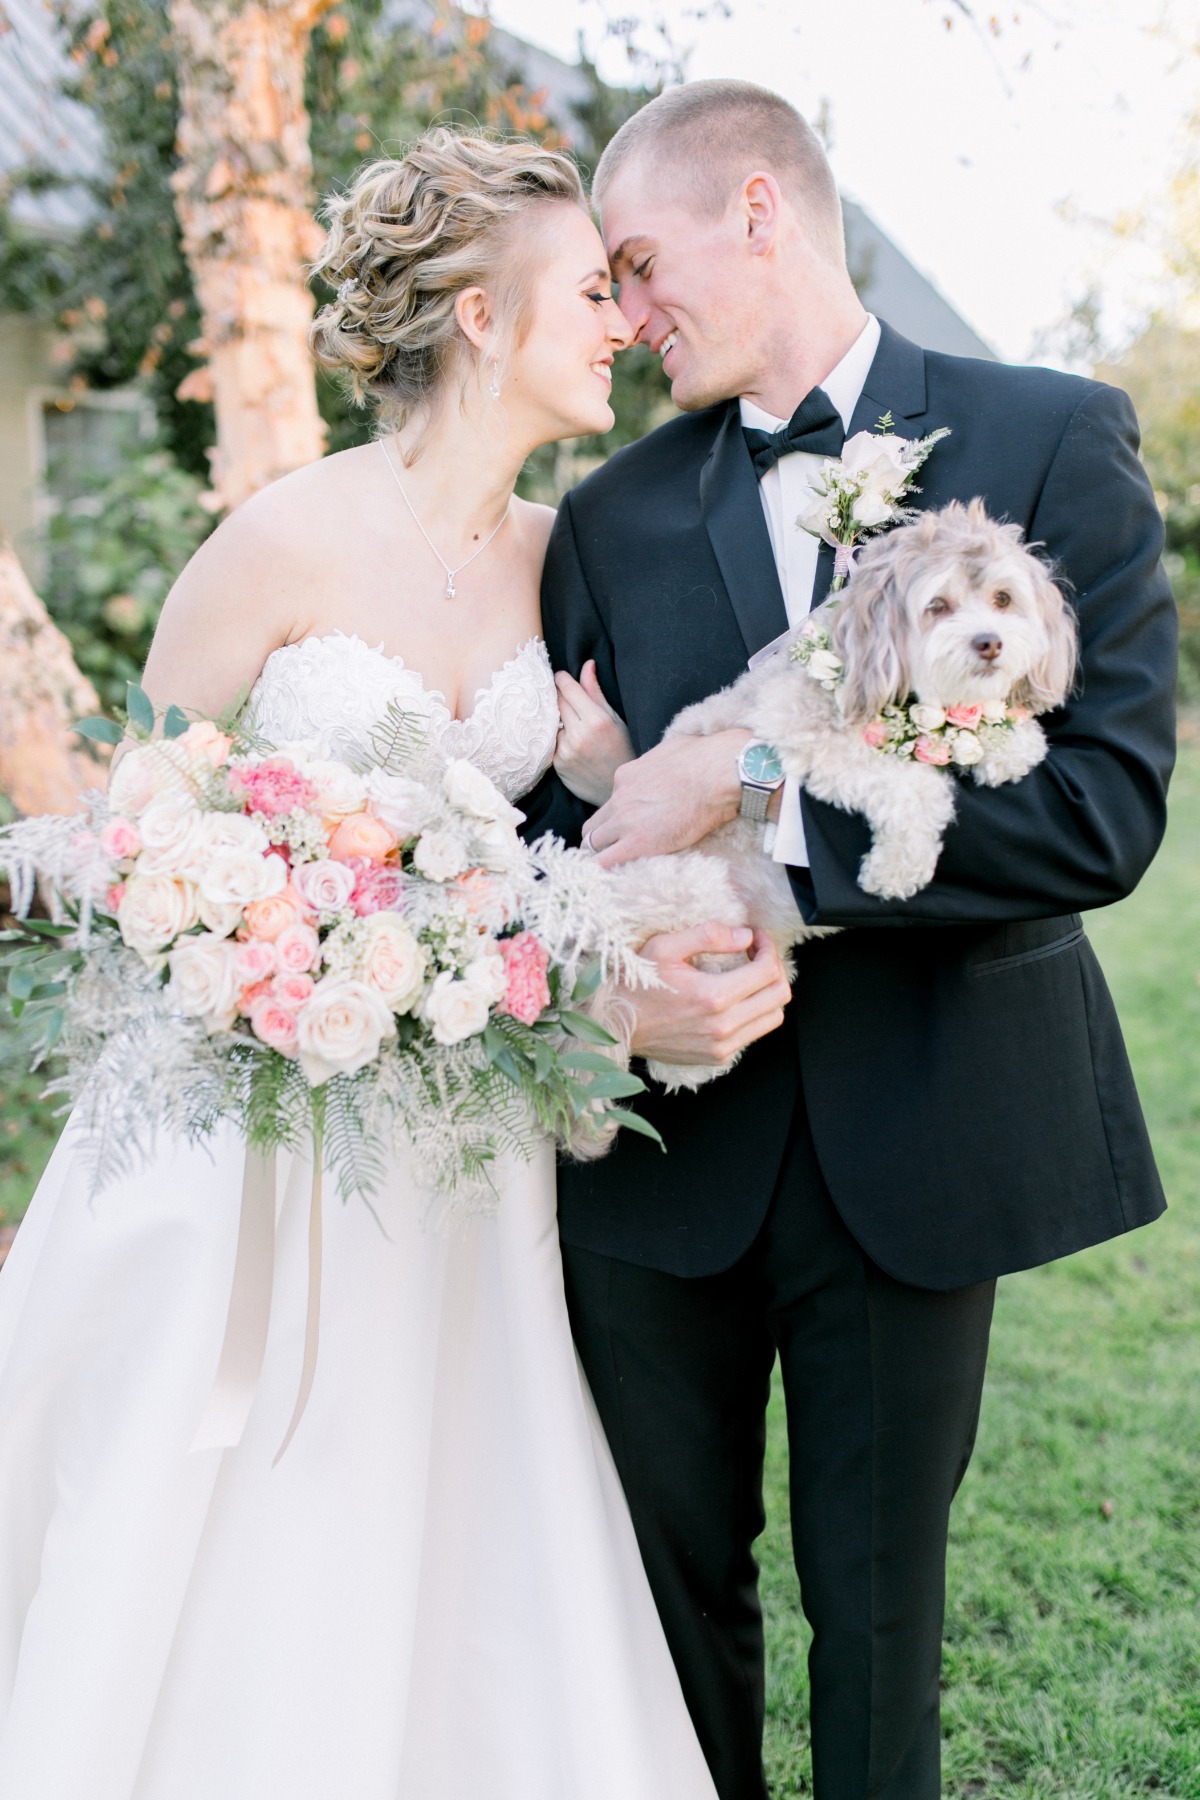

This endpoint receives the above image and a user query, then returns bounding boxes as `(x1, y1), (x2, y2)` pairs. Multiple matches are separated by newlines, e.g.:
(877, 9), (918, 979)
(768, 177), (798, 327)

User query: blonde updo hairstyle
(310, 127), (588, 447)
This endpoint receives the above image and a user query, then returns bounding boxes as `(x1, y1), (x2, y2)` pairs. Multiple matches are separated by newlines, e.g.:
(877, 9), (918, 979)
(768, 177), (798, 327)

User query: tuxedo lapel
(699, 404), (789, 659)
(810, 322), (933, 607)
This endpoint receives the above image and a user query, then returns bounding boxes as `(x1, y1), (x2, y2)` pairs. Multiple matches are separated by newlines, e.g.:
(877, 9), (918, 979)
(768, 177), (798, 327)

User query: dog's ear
(1011, 556), (1078, 713)
(827, 534), (914, 721)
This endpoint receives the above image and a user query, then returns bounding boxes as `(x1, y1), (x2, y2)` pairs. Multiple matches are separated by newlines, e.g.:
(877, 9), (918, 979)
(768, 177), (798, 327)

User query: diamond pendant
(445, 575), (456, 599)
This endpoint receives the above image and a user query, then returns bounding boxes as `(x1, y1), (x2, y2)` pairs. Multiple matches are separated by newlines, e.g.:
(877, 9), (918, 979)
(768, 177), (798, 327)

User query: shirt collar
(738, 313), (881, 435)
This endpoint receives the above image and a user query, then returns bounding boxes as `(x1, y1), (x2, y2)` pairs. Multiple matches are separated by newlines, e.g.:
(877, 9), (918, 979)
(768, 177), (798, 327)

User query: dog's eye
(926, 596), (951, 615)
(993, 590), (1012, 609)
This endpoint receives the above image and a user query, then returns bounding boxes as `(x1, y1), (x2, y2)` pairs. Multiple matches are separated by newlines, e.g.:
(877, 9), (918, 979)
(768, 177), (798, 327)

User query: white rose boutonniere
(796, 414), (952, 590)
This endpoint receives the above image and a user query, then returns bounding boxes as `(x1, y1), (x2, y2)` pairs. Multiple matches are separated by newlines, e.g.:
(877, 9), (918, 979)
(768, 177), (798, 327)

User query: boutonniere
(796, 414), (951, 590)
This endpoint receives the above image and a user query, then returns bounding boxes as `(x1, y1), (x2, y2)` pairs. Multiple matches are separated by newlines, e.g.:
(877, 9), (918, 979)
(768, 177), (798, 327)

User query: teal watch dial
(740, 741), (785, 786)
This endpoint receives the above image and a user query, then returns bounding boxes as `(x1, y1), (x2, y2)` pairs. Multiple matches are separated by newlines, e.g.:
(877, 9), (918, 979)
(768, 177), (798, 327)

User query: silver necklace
(380, 438), (511, 599)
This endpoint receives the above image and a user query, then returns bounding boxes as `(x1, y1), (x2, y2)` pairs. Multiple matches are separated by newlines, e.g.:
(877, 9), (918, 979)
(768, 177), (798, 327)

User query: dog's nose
(972, 634), (1003, 663)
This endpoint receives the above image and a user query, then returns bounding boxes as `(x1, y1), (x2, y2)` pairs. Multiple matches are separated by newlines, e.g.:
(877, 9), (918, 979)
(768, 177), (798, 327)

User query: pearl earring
(487, 359), (501, 401)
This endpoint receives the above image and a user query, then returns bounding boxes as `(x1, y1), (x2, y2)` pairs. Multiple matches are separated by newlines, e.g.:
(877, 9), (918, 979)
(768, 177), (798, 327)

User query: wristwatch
(737, 740), (785, 823)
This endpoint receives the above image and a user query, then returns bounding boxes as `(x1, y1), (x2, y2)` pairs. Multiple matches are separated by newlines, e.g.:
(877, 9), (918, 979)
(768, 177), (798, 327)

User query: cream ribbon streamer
(189, 1131), (324, 1463)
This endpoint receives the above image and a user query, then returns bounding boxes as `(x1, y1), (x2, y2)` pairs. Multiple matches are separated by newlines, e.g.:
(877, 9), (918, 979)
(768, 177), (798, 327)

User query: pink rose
(272, 972), (316, 1011)
(99, 816), (142, 860)
(945, 704), (984, 729)
(104, 881), (126, 915)
(328, 812), (397, 865)
(275, 921), (321, 974)
(180, 720), (233, 767)
(291, 858), (355, 916)
(234, 938), (276, 985)
(862, 721), (888, 749)
(248, 996), (300, 1055)
(1009, 704), (1032, 724)
(229, 756), (319, 820)
(348, 859), (406, 917)
(914, 735), (952, 766)
(236, 977), (273, 1017)
(498, 931), (552, 1027)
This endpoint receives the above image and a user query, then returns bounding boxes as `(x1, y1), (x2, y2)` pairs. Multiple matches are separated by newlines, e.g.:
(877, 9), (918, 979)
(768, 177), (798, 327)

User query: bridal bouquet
(0, 686), (660, 1206)
(797, 416), (951, 589)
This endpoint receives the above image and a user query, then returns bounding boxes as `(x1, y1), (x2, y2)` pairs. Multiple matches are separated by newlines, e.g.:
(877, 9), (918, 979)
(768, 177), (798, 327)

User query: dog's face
(828, 500), (1078, 722)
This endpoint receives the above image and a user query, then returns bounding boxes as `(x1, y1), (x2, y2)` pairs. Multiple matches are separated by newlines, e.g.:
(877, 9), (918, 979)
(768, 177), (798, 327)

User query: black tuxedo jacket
(524, 321), (1176, 1289)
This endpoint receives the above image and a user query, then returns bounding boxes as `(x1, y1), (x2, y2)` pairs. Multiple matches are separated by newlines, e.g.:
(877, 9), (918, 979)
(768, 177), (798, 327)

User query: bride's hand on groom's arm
(627, 927), (792, 1067)
(584, 731), (755, 865)
(553, 661), (635, 806)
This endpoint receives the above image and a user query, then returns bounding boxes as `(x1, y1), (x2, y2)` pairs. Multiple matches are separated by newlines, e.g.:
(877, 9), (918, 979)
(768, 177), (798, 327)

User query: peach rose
(328, 813), (397, 865)
(180, 719), (232, 767)
(237, 977), (273, 1017)
(242, 884), (309, 942)
(862, 721), (888, 749)
(945, 704), (984, 730)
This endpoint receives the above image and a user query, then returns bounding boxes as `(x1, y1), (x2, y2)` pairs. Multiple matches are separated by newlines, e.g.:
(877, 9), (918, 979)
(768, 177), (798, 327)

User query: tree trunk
(169, 0), (337, 512)
(0, 532), (106, 817)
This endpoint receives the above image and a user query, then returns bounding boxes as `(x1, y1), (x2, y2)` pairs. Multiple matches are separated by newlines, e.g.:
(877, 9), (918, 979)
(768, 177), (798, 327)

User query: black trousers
(561, 1097), (995, 1800)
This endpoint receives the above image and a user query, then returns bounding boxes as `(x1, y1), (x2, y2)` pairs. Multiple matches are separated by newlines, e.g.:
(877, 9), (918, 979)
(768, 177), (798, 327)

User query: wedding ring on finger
(582, 829), (595, 853)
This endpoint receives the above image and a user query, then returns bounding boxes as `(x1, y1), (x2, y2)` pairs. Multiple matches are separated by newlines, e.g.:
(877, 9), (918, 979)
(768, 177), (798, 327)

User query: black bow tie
(742, 386), (845, 480)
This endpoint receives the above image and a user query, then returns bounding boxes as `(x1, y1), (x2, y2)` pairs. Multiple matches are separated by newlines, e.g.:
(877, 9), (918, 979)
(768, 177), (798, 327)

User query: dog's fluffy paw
(858, 839), (938, 899)
(645, 1053), (741, 1093)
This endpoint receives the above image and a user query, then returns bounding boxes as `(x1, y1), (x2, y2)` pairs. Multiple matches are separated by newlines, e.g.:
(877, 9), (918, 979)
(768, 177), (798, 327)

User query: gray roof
(844, 199), (996, 361)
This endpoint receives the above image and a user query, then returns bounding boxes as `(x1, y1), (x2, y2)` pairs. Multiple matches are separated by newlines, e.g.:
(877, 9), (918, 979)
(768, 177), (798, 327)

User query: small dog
(591, 500), (1078, 1103)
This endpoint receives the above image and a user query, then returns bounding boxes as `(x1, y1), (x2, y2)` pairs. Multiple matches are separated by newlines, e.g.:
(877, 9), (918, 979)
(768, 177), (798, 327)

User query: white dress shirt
(738, 313), (882, 869)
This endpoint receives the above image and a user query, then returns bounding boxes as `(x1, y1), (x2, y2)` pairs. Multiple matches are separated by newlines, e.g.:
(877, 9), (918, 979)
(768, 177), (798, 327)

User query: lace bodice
(246, 632), (559, 805)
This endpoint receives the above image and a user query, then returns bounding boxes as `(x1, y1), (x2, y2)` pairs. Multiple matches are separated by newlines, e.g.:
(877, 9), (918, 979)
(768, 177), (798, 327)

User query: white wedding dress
(0, 632), (717, 1800)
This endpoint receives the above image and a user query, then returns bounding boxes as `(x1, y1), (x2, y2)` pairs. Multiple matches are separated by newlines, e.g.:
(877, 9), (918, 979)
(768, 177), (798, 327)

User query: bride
(0, 129), (718, 1800)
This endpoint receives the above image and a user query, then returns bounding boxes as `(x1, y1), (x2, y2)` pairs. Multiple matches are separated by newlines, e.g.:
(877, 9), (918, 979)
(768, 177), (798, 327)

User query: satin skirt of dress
(0, 1117), (717, 1800)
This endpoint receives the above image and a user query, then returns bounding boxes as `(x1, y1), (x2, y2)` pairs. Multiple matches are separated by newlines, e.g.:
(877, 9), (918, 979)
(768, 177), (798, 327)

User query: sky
(486, 0), (1198, 366)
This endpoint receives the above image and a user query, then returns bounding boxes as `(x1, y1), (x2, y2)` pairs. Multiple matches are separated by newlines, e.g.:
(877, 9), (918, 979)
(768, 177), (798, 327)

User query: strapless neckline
(259, 630), (547, 728)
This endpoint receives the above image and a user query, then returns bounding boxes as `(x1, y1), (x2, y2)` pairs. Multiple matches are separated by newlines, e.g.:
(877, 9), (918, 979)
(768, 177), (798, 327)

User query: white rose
(981, 697), (1009, 724)
(850, 483), (894, 528)
(107, 741), (192, 817)
(422, 970), (491, 1046)
(134, 794), (210, 879)
(363, 770), (436, 841)
(203, 812), (269, 858)
(302, 759), (367, 821)
(357, 914), (428, 1013)
(295, 978), (396, 1086)
(165, 932), (242, 1032)
(909, 704), (947, 732)
(291, 857), (355, 916)
(117, 873), (199, 957)
(412, 828), (470, 883)
(805, 648), (844, 685)
(196, 892), (243, 938)
(841, 430), (912, 488)
(796, 490), (834, 538)
(200, 846), (287, 909)
(462, 951), (507, 1006)
(951, 729), (985, 767)
(444, 759), (522, 826)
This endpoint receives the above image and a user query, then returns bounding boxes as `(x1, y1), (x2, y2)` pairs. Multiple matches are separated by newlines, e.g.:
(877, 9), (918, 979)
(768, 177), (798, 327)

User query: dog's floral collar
(790, 619), (1028, 767)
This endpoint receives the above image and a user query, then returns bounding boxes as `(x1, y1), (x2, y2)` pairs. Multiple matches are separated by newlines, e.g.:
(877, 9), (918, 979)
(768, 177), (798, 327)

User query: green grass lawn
(3, 748), (1198, 1794)
(762, 735), (1200, 1797)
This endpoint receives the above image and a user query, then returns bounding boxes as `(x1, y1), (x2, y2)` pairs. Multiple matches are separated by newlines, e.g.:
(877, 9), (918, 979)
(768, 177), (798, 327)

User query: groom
(524, 80), (1176, 1800)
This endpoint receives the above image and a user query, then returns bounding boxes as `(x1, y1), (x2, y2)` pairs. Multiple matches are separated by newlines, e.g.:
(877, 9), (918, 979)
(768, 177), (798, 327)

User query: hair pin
(337, 277), (361, 303)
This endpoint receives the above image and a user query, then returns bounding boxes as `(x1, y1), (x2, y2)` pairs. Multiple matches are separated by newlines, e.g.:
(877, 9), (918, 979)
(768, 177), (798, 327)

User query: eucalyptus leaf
(608, 1109), (666, 1150)
(559, 1009), (618, 1046)
(163, 704), (190, 739)
(579, 1069), (646, 1101)
(559, 1048), (623, 1073)
(75, 716), (124, 746)
(125, 682), (156, 734)
(570, 959), (603, 1003)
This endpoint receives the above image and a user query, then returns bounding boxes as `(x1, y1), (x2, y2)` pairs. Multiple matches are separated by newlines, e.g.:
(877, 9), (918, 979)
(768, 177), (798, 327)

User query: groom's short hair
(593, 80), (845, 264)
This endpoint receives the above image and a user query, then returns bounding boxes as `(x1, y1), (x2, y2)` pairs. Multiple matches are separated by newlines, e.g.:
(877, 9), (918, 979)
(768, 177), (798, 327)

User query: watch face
(742, 741), (785, 785)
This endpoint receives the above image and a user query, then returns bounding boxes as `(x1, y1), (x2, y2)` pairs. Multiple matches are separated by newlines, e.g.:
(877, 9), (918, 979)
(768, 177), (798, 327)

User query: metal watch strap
(738, 783), (772, 823)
